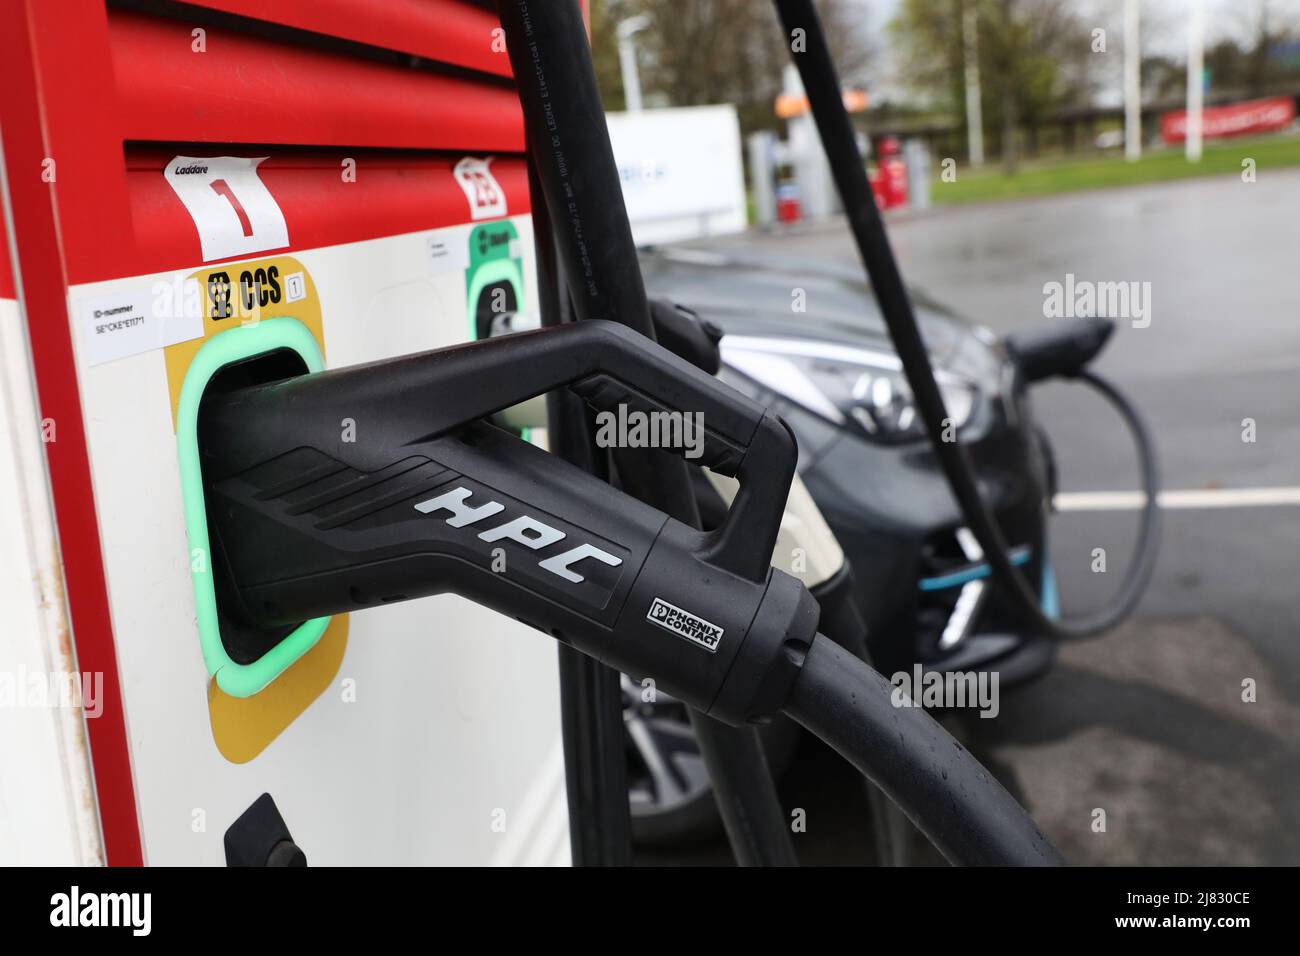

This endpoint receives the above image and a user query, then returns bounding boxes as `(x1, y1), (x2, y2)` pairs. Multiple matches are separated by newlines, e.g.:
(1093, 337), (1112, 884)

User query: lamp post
(617, 15), (650, 112)
(1186, 0), (1206, 162)
(1124, 0), (1142, 161)
(962, 0), (985, 167)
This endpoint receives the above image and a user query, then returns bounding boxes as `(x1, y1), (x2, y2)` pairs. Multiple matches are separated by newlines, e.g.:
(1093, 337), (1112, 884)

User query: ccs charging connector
(194, 320), (818, 723)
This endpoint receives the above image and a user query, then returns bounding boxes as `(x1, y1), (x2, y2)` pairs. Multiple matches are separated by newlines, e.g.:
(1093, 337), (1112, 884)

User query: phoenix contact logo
(646, 598), (723, 653)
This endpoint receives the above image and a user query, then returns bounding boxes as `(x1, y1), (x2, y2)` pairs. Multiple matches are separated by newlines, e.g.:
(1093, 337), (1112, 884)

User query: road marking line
(1055, 487), (1300, 511)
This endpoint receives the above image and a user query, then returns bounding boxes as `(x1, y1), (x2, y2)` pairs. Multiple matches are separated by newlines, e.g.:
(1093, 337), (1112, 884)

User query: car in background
(625, 244), (1060, 844)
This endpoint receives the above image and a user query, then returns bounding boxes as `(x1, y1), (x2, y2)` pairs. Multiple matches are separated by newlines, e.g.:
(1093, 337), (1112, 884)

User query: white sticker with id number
(76, 282), (205, 367)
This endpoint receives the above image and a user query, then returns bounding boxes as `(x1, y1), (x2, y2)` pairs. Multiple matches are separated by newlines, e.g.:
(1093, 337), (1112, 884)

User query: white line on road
(1055, 487), (1300, 511)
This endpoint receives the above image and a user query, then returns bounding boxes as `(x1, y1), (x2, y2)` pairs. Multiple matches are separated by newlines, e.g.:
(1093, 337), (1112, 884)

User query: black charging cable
(775, 0), (1158, 639)
(496, 0), (798, 866)
(783, 634), (1062, 865)
(1045, 368), (1161, 630)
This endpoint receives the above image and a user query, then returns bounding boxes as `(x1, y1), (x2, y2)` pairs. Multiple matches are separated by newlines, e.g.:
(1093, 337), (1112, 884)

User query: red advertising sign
(1161, 96), (1296, 144)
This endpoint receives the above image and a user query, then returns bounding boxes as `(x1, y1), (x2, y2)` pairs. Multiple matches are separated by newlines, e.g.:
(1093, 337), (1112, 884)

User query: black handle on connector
(648, 299), (723, 375)
(442, 320), (764, 473)
(205, 321), (792, 583)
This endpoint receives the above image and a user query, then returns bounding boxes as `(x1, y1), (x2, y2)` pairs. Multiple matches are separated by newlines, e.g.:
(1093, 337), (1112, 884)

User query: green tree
(591, 0), (873, 139)
(890, 0), (1098, 172)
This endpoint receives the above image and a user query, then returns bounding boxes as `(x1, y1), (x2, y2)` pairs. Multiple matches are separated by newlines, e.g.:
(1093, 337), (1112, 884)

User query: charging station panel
(0, 0), (568, 865)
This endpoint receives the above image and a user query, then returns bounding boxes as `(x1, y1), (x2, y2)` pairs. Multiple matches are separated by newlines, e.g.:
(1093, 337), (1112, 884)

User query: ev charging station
(1, 0), (1147, 875)
(0, 0), (567, 866)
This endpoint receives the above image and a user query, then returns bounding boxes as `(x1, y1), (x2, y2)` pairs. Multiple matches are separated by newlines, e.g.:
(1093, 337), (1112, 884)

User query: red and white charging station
(0, 0), (569, 865)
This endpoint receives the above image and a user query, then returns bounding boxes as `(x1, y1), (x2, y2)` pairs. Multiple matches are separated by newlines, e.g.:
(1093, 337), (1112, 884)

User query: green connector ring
(177, 317), (331, 698)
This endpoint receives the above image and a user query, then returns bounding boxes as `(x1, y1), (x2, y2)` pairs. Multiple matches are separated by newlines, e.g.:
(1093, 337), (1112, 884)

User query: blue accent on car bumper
(918, 548), (1061, 618)
(918, 547), (1032, 592)
(1040, 555), (1060, 619)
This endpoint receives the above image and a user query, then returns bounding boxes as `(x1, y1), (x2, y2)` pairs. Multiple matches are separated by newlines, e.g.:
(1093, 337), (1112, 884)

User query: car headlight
(719, 335), (977, 443)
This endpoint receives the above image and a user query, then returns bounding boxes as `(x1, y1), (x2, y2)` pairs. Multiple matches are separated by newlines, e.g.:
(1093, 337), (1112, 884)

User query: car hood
(638, 245), (981, 367)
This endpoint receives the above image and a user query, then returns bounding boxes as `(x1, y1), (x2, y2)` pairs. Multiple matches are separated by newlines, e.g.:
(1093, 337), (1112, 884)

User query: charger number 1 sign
(164, 156), (290, 262)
